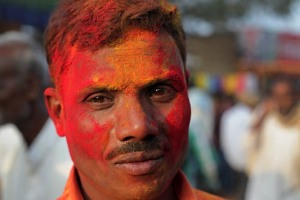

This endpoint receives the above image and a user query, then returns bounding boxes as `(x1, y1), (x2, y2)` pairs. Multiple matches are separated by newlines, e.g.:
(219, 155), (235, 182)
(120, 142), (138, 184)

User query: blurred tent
(170, 0), (300, 76)
(170, 0), (296, 35)
(238, 28), (300, 75)
(1, 0), (300, 75)
(235, 1), (300, 75)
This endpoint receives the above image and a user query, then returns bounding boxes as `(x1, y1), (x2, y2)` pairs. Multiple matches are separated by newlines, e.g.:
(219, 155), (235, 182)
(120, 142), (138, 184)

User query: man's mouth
(114, 151), (164, 176)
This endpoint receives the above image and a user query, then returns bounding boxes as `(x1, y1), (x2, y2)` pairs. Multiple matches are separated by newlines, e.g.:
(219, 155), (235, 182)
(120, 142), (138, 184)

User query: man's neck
(278, 102), (297, 117)
(77, 169), (177, 200)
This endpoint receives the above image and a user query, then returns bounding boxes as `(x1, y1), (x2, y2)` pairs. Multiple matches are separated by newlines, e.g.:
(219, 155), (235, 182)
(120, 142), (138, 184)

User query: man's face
(49, 29), (191, 199)
(0, 58), (29, 125)
(272, 82), (295, 115)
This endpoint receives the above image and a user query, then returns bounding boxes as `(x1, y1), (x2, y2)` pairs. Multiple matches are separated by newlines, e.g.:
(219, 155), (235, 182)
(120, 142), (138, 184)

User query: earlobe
(44, 87), (65, 137)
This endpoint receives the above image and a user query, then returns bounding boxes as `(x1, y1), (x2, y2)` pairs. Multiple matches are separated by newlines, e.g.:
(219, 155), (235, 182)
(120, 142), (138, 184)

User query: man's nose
(114, 96), (158, 142)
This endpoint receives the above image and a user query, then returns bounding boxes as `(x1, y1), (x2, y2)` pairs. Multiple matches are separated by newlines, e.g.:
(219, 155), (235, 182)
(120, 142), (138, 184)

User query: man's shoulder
(193, 189), (225, 200)
(0, 124), (23, 149)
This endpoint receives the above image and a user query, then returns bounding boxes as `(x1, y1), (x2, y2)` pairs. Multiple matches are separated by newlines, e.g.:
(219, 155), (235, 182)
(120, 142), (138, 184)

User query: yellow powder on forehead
(103, 29), (177, 86)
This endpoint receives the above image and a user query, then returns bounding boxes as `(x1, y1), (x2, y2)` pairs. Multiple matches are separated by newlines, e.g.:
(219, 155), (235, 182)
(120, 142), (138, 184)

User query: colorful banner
(193, 72), (259, 95)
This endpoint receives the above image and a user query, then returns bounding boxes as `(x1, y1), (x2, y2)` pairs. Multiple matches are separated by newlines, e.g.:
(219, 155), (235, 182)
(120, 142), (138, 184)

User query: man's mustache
(106, 138), (168, 161)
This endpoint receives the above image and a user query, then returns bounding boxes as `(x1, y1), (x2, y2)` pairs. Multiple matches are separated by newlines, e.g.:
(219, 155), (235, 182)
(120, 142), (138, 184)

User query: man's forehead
(59, 29), (185, 95)
(68, 29), (182, 70)
(69, 29), (179, 60)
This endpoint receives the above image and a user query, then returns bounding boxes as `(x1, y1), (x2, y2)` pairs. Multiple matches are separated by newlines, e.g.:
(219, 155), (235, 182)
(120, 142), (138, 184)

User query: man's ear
(44, 87), (65, 137)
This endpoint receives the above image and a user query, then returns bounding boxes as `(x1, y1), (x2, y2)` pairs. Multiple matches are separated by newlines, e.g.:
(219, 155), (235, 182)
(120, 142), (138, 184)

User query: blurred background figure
(212, 91), (235, 198)
(183, 82), (220, 194)
(245, 77), (300, 200)
(220, 73), (259, 200)
(0, 124), (22, 200)
(0, 31), (72, 200)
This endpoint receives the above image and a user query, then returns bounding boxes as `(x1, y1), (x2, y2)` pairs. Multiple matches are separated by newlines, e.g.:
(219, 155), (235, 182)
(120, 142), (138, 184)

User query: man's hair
(45, 0), (186, 86)
(0, 31), (50, 89)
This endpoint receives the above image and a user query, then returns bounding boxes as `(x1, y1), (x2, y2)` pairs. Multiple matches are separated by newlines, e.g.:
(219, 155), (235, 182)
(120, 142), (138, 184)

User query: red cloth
(58, 166), (224, 200)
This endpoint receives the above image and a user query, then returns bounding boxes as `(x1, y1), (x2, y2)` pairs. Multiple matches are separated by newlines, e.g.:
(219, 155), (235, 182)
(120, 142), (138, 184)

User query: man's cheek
(66, 113), (112, 161)
(166, 95), (191, 155)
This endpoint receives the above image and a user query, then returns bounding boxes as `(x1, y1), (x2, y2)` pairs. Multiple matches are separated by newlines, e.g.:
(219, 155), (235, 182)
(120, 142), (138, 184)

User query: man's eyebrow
(141, 79), (172, 89)
(143, 70), (185, 87)
(78, 86), (120, 99)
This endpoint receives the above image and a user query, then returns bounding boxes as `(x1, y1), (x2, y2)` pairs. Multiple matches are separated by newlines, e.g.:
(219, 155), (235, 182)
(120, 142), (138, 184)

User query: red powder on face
(70, 116), (113, 160)
(166, 93), (190, 150)
(61, 29), (190, 159)
(56, 28), (190, 199)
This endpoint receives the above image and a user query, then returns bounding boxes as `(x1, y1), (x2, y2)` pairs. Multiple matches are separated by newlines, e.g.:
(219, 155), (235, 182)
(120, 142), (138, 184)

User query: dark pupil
(93, 96), (105, 102)
(154, 88), (165, 95)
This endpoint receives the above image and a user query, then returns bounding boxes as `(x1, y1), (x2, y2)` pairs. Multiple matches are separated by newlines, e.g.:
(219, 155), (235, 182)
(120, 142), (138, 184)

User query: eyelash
(85, 93), (115, 110)
(84, 84), (178, 110)
(148, 84), (177, 103)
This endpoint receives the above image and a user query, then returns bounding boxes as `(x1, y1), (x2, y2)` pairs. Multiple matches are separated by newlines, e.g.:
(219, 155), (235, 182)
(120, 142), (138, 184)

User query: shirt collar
(58, 167), (84, 200)
(59, 167), (200, 200)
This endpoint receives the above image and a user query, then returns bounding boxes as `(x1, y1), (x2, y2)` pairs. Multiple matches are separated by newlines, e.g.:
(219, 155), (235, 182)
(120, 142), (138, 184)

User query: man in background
(245, 77), (300, 200)
(220, 73), (259, 199)
(0, 31), (72, 200)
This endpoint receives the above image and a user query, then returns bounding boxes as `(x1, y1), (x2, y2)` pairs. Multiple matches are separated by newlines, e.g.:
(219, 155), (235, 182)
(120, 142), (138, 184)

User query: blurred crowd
(184, 74), (300, 200)
(0, 29), (300, 200)
(0, 30), (72, 200)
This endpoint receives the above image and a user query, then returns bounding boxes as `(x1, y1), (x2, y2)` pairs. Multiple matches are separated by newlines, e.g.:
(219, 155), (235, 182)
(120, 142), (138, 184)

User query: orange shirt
(58, 167), (224, 200)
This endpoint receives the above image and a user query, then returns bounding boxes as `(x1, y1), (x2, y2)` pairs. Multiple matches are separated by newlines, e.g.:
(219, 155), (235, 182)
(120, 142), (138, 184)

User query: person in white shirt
(220, 73), (259, 199)
(0, 31), (72, 200)
(221, 93), (259, 197)
(0, 124), (24, 200)
(245, 77), (300, 200)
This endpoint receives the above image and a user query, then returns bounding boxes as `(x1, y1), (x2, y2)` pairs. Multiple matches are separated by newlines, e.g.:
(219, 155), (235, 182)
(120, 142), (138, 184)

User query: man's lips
(113, 151), (164, 175)
(114, 150), (163, 164)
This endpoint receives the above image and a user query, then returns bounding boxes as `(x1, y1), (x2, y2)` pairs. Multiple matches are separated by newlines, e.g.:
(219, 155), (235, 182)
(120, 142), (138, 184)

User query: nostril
(121, 133), (155, 142)
(122, 136), (135, 142)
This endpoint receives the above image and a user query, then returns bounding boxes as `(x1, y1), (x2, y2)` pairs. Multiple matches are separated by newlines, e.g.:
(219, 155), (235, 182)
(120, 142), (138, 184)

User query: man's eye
(86, 93), (114, 109)
(149, 85), (177, 103)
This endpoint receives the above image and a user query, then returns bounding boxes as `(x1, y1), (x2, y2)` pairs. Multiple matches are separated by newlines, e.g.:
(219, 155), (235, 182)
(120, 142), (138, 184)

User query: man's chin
(112, 165), (174, 200)
(115, 176), (171, 200)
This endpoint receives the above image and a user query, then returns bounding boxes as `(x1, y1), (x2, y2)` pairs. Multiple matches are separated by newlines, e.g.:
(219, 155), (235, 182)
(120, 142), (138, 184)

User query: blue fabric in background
(0, 3), (52, 30)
